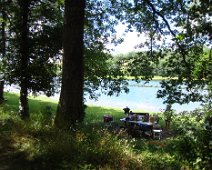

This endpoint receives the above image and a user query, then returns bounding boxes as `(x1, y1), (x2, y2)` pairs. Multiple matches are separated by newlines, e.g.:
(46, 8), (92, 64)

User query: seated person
(123, 106), (130, 115)
(149, 116), (155, 124)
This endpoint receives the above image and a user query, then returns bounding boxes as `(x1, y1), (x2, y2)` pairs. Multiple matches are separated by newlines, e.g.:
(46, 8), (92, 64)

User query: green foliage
(111, 51), (155, 81)
(3, 0), (62, 97)
(83, 0), (132, 99)
(118, 0), (212, 107)
(84, 50), (129, 99)
(170, 109), (212, 169)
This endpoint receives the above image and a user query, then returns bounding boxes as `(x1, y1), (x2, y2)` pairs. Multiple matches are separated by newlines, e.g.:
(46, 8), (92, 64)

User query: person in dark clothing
(123, 106), (130, 115)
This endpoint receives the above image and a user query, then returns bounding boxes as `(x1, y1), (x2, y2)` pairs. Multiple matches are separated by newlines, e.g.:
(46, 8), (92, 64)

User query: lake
(84, 80), (202, 113)
(5, 80), (202, 113)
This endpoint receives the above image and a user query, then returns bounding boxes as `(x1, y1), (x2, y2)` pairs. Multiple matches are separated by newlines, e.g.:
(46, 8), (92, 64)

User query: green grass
(0, 92), (210, 170)
(85, 105), (123, 122)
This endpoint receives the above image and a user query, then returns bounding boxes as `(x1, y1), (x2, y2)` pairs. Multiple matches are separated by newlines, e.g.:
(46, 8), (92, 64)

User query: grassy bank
(0, 92), (211, 169)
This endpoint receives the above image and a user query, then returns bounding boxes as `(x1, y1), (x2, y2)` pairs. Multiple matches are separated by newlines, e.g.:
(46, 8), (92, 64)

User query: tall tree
(4, 0), (62, 118)
(17, 0), (30, 118)
(54, 0), (86, 129)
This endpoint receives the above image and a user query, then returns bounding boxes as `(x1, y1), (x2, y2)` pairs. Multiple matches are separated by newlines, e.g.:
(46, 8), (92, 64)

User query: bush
(169, 109), (212, 169)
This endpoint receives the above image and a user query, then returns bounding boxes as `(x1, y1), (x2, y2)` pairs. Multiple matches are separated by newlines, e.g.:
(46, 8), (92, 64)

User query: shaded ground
(0, 121), (28, 170)
(0, 140), (23, 170)
(0, 119), (176, 170)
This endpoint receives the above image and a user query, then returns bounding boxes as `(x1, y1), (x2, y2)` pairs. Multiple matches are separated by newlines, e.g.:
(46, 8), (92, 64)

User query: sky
(107, 23), (172, 54)
(107, 24), (148, 54)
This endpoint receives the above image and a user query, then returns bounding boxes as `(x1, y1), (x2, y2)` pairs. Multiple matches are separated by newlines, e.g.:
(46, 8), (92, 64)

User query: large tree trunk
(18, 0), (30, 119)
(54, 0), (85, 129)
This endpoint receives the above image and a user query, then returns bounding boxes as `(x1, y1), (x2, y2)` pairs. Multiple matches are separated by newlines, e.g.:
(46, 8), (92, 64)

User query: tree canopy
(119, 0), (211, 106)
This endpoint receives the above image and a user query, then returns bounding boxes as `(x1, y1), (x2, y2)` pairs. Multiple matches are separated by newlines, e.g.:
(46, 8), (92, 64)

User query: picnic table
(120, 117), (153, 138)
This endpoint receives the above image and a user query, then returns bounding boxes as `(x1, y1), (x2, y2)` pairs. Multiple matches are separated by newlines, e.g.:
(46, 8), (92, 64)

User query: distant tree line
(112, 48), (212, 78)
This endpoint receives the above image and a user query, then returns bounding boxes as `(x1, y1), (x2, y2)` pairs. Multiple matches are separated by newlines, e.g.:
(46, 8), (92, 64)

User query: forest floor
(0, 119), (176, 170)
(0, 120), (28, 170)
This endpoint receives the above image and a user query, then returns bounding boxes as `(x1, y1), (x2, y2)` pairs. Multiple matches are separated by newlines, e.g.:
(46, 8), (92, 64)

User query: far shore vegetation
(124, 76), (177, 81)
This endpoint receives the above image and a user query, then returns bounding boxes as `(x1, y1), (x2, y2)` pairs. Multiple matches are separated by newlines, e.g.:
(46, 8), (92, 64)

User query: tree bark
(18, 0), (30, 119)
(54, 0), (85, 129)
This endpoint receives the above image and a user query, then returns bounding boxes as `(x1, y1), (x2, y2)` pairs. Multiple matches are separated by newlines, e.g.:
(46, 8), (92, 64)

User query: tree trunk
(54, 0), (85, 129)
(18, 0), (30, 119)
(0, 1), (6, 102)
(0, 81), (4, 103)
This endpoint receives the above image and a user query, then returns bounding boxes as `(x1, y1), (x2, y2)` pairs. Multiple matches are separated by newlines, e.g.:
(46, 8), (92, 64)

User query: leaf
(175, 33), (185, 41)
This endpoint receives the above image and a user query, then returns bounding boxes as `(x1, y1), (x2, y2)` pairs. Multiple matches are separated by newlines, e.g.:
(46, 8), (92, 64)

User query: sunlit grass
(84, 105), (123, 123)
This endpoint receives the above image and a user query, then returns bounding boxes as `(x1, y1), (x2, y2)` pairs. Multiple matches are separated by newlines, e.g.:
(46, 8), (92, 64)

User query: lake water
(5, 80), (202, 113)
(84, 80), (202, 113)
